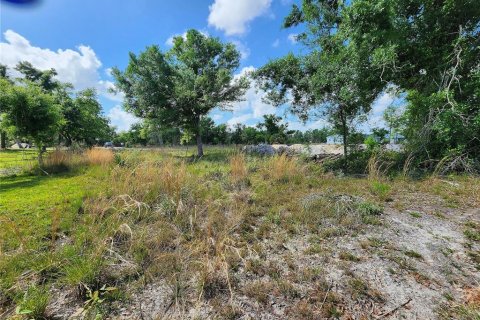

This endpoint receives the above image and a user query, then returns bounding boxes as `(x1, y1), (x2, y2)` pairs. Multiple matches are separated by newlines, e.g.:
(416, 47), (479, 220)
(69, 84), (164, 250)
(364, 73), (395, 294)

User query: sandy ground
(45, 188), (477, 319)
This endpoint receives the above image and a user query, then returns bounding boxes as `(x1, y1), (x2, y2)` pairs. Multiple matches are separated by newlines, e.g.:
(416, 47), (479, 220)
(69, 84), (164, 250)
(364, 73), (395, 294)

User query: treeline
(113, 114), (333, 147)
(254, 0), (480, 171)
(0, 62), (114, 158)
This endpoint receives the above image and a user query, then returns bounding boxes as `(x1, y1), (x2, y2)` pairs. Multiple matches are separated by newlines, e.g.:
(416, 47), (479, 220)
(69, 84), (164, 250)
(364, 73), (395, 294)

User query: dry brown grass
(44, 150), (74, 168)
(266, 154), (302, 183)
(464, 287), (480, 307)
(84, 148), (114, 166)
(107, 158), (187, 207)
(229, 153), (248, 184)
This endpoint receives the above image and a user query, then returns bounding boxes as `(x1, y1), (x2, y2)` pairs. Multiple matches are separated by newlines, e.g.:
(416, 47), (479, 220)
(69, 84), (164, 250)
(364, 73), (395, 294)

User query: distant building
(326, 135), (344, 144)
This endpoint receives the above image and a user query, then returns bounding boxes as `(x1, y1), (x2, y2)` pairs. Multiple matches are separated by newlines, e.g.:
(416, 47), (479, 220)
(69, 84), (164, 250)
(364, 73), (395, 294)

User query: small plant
(339, 251), (361, 262)
(243, 281), (272, 304)
(370, 181), (392, 201)
(404, 250), (423, 260)
(409, 211), (422, 218)
(16, 285), (49, 319)
(360, 237), (388, 249)
(357, 201), (383, 216)
(82, 284), (117, 318)
(267, 154), (301, 183)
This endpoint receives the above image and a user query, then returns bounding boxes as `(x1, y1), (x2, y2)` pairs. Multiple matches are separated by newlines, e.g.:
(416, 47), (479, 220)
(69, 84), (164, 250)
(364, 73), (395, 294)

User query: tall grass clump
(40, 149), (87, 173)
(266, 154), (302, 183)
(108, 157), (187, 206)
(44, 150), (73, 170)
(85, 148), (114, 166)
(229, 153), (248, 185)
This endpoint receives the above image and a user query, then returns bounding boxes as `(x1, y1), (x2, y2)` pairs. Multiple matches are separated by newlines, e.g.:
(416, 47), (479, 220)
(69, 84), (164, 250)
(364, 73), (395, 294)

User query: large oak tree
(112, 29), (249, 156)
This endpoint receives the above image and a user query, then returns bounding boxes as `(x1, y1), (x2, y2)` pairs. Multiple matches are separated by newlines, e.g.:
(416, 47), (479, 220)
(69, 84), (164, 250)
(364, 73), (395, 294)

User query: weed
(357, 201), (383, 216)
(275, 280), (300, 298)
(15, 285), (49, 319)
(243, 281), (272, 304)
(339, 251), (361, 262)
(245, 258), (265, 276)
(370, 181), (392, 201)
(347, 277), (384, 302)
(464, 221), (480, 242)
(404, 250), (424, 260)
(82, 284), (117, 318)
(410, 211), (422, 218)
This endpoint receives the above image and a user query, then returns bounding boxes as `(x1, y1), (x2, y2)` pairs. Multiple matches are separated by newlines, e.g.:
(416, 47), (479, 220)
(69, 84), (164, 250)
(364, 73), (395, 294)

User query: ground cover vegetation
(0, 147), (479, 319)
(1, 0), (479, 319)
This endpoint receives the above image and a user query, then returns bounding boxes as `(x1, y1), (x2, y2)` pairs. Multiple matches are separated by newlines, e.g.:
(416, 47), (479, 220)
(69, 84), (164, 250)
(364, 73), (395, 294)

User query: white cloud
(107, 105), (140, 132)
(227, 113), (255, 127)
(211, 113), (223, 121)
(288, 33), (298, 44)
(288, 119), (330, 132)
(225, 66), (276, 127)
(272, 39), (280, 48)
(208, 0), (272, 36)
(0, 29), (122, 102)
(366, 91), (400, 129)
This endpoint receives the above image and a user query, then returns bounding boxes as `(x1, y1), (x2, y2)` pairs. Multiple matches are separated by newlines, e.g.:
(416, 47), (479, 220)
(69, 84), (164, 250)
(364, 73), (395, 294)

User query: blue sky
(1, 0), (398, 132)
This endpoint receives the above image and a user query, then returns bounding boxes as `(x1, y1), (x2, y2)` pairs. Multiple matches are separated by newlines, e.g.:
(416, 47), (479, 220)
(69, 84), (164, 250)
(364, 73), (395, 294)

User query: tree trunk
(196, 132), (204, 157)
(37, 146), (44, 167)
(340, 108), (348, 172)
(0, 131), (6, 149)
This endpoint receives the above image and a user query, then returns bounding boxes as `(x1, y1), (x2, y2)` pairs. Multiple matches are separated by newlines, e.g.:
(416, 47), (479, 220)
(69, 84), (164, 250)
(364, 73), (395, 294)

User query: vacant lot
(1, 148), (479, 319)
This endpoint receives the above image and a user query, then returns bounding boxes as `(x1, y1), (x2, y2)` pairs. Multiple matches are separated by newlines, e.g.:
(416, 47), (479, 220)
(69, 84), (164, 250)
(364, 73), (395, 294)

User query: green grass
(0, 146), (478, 318)
(0, 166), (106, 303)
(0, 149), (38, 172)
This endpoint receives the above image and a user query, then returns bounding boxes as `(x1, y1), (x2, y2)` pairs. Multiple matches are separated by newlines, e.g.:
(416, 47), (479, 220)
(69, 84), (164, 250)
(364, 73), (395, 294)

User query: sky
(0, 0), (399, 132)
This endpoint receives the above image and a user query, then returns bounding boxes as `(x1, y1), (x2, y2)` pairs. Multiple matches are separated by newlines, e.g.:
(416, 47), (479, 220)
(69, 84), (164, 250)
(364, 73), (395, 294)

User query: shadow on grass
(0, 175), (45, 193)
(0, 170), (86, 193)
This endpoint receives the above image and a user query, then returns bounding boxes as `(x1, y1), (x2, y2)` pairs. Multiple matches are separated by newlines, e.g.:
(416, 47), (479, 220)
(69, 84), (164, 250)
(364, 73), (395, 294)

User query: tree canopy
(112, 29), (249, 156)
(255, 0), (480, 168)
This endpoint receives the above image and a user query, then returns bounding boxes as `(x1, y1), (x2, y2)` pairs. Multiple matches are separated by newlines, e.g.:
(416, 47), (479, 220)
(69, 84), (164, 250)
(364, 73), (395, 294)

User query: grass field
(0, 147), (479, 319)
(0, 150), (38, 176)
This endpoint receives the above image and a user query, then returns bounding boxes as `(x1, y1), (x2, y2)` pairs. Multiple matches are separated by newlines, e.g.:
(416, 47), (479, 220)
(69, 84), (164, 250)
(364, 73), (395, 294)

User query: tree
(231, 123), (245, 145)
(112, 29), (249, 157)
(0, 79), (63, 164)
(57, 87), (112, 146)
(15, 61), (60, 92)
(383, 105), (404, 143)
(255, 1), (382, 168)
(371, 127), (389, 144)
(257, 114), (289, 144)
(341, 0), (480, 162)
(0, 64), (10, 149)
